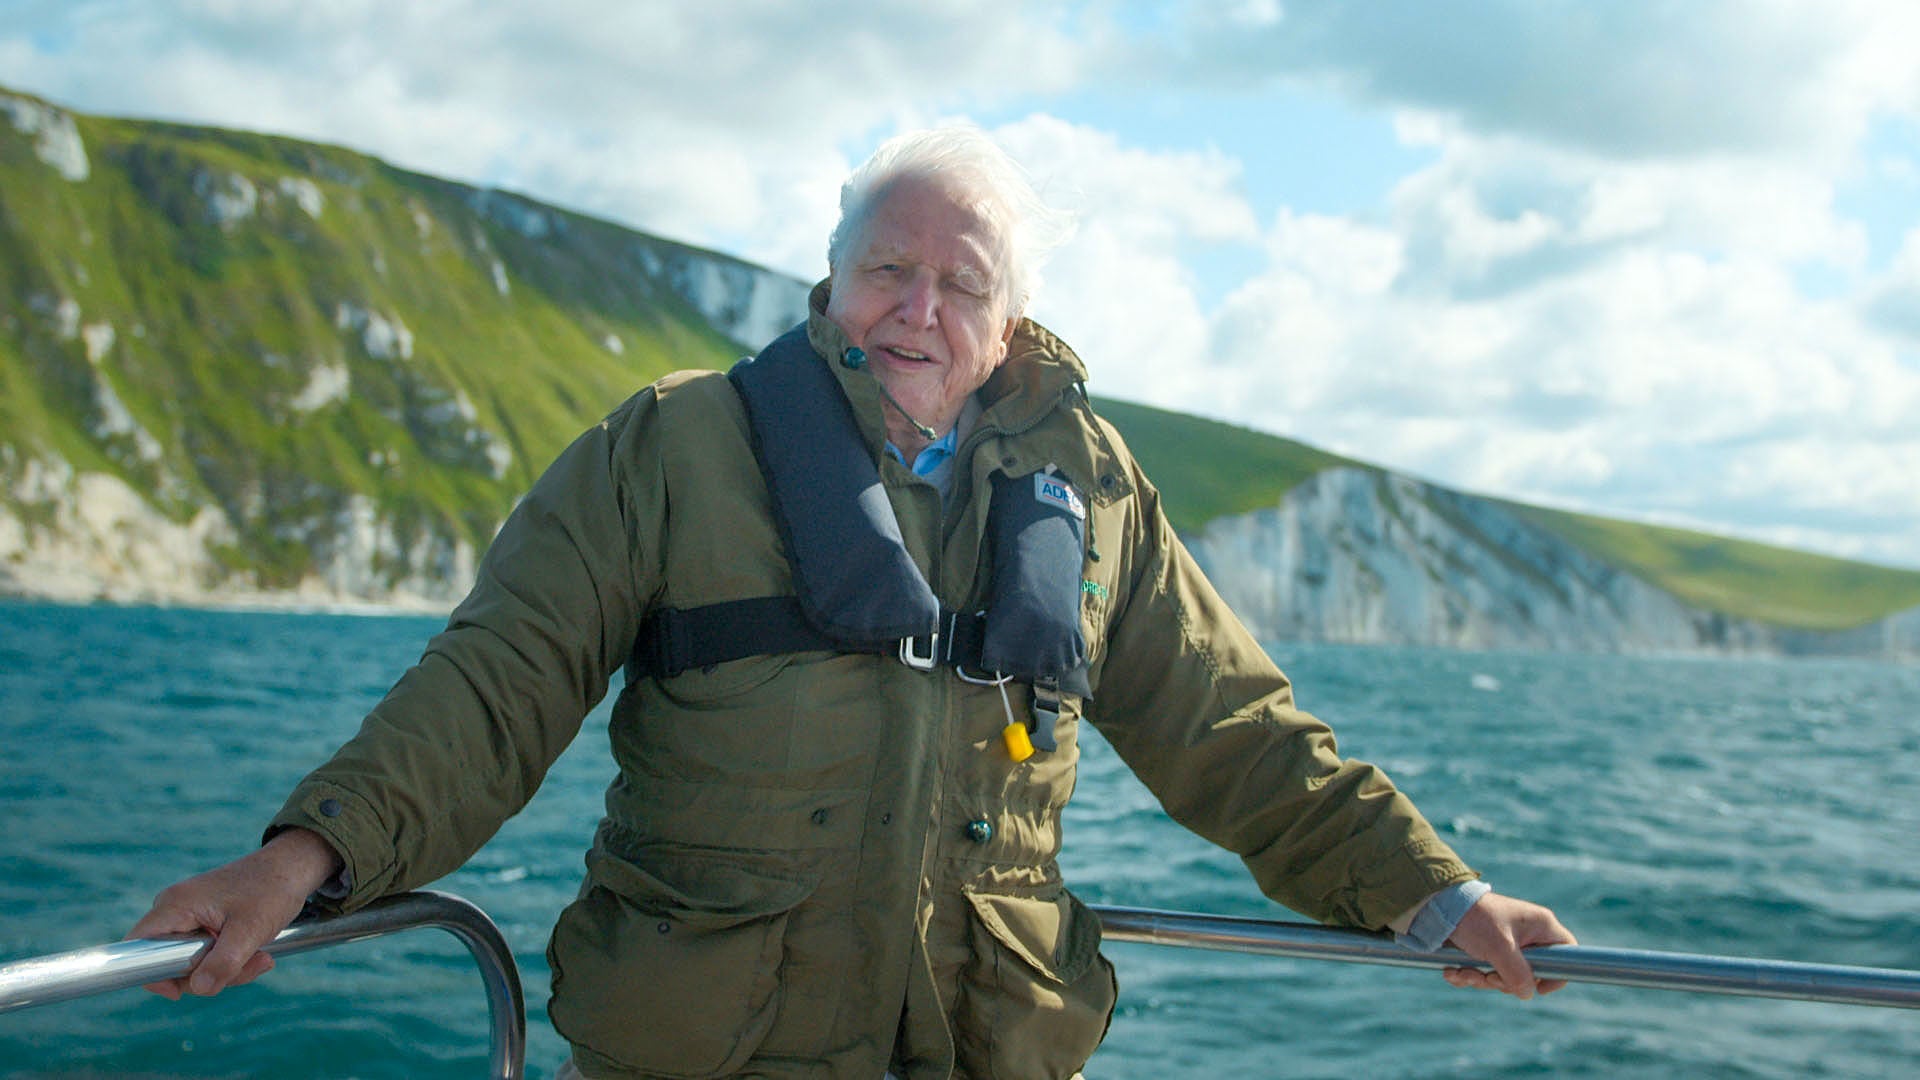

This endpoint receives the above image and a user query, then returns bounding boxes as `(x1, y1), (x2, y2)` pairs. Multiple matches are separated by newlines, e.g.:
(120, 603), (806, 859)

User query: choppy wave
(3, 602), (1916, 1078)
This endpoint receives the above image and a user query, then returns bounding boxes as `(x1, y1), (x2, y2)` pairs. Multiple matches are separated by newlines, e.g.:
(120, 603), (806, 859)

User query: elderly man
(133, 127), (1573, 1079)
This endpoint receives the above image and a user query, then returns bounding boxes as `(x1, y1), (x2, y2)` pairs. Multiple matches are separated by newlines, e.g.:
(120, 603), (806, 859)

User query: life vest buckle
(898, 631), (940, 670)
(1028, 685), (1061, 753)
(955, 665), (1011, 687)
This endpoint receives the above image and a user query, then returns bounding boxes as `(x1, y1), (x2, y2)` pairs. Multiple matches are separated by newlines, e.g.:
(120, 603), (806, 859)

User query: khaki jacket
(272, 288), (1475, 1079)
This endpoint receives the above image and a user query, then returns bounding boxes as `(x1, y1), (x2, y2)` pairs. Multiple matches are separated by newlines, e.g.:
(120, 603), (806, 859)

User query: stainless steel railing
(0, 890), (526, 1079)
(8, 894), (1913, 1079)
(1090, 905), (1920, 1010)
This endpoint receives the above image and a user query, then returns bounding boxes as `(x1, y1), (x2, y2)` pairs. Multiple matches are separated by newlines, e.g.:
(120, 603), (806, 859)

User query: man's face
(826, 174), (1017, 450)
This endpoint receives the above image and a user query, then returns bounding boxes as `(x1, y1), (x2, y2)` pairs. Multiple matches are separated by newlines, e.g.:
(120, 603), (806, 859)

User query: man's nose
(895, 272), (939, 327)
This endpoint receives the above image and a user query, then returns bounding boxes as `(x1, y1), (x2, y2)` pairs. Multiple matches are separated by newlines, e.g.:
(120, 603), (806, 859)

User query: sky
(5, 0), (1919, 570)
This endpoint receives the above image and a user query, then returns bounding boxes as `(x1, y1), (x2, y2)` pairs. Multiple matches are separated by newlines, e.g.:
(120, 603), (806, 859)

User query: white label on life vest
(1034, 473), (1085, 519)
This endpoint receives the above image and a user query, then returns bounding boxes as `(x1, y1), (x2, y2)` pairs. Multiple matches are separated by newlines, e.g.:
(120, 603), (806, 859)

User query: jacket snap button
(842, 346), (866, 369)
(317, 798), (341, 818)
(810, 808), (830, 825)
(965, 819), (993, 844)
(880, 812), (893, 825)
(657, 921), (671, 934)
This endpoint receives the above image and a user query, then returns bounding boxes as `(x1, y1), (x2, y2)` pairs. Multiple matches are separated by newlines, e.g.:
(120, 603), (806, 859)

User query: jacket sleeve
(268, 389), (665, 911)
(1085, 439), (1475, 931)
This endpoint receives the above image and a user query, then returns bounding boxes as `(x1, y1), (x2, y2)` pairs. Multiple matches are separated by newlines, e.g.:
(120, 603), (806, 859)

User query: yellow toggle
(1002, 721), (1035, 762)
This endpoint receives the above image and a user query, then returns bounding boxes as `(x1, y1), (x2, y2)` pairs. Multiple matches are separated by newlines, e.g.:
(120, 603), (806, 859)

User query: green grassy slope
(1092, 396), (1363, 532)
(1507, 504), (1920, 630)
(1, 90), (741, 586)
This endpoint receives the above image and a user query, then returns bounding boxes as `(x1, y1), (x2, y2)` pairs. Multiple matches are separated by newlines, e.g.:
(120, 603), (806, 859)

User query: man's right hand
(126, 827), (343, 999)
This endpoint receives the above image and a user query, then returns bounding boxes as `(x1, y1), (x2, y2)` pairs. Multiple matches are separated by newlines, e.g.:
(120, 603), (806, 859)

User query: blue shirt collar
(885, 423), (959, 478)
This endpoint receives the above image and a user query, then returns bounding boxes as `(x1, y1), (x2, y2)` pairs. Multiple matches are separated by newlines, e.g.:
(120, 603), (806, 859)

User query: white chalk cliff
(1182, 468), (1916, 660)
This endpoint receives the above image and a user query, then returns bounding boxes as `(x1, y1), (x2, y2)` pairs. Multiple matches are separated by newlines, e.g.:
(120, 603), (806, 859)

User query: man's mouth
(880, 346), (934, 364)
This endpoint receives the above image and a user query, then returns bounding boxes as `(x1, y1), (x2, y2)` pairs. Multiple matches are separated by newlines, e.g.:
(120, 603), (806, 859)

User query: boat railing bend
(0, 889), (526, 1080)
(1089, 904), (1920, 1011)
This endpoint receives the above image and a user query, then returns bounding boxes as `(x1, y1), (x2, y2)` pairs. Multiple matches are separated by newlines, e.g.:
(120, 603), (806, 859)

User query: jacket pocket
(547, 850), (814, 1078)
(956, 886), (1118, 1080)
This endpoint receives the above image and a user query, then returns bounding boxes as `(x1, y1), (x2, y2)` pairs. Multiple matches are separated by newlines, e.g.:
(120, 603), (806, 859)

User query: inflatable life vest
(627, 324), (1091, 748)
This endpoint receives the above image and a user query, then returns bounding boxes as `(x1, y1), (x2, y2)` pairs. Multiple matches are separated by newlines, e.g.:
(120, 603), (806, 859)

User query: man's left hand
(1442, 892), (1576, 999)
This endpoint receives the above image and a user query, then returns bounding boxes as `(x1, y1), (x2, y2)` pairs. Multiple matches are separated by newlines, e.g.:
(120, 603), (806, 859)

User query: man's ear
(990, 316), (1018, 369)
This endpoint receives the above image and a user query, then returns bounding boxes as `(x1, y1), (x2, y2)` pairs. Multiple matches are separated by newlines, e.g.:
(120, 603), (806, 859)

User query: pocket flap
(962, 886), (1102, 986)
(588, 848), (814, 927)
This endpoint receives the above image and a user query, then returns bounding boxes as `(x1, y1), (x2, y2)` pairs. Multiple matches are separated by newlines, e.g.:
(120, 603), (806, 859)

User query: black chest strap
(629, 599), (1089, 708)
(631, 599), (988, 680)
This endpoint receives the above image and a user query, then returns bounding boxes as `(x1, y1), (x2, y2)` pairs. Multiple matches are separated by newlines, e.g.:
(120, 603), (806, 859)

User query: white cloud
(991, 115), (1259, 411)
(1161, 0), (1920, 164)
(1865, 227), (1920, 341)
(1176, 125), (1920, 567)
(1380, 119), (1872, 305)
(1265, 209), (1403, 294)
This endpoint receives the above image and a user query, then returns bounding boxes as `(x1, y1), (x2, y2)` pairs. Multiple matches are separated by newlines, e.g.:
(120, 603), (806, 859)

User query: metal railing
(1090, 905), (1920, 1010)
(0, 890), (526, 1079)
(8, 894), (1915, 1078)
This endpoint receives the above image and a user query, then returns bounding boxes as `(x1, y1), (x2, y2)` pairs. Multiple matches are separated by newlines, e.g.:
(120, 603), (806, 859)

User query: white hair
(828, 125), (1074, 319)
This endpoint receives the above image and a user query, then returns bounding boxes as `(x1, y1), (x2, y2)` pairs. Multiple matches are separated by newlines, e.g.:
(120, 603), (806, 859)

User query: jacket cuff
(266, 779), (399, 912)
(1349, 836), (1478, 930)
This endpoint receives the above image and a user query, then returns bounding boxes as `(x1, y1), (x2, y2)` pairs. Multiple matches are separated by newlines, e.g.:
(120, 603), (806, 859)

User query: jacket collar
(803, 280), (1089, 454)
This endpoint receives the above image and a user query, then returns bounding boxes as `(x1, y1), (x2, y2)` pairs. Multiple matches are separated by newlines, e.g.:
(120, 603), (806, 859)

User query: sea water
(2, 600), (1917, 1078)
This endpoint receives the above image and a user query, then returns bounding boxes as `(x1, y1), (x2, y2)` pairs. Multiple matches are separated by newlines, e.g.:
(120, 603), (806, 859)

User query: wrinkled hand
(1442, 892), (1576, 1000)
(125, 828), (342, 999)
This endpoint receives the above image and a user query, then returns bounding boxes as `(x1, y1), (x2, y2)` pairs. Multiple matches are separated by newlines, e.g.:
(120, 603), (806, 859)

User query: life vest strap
(629, 597), (990, 680)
